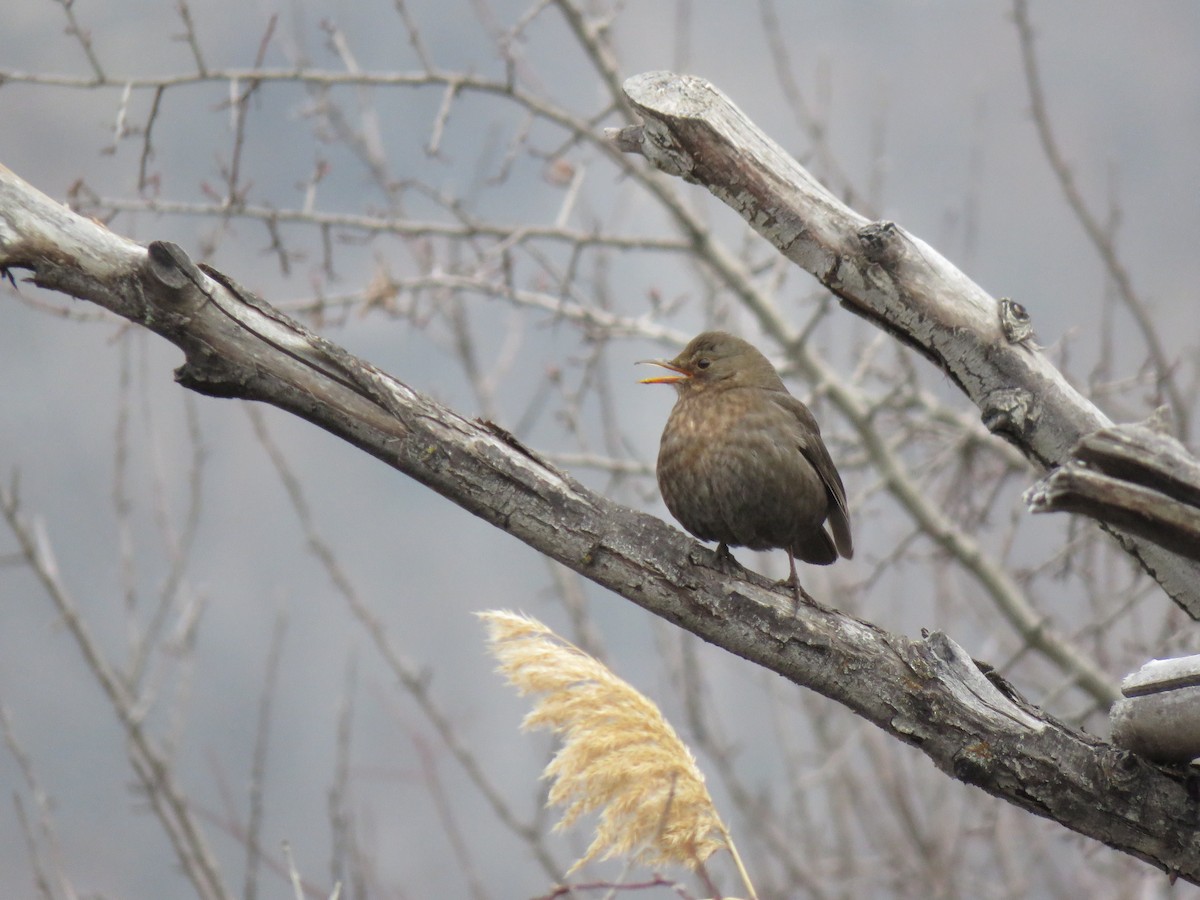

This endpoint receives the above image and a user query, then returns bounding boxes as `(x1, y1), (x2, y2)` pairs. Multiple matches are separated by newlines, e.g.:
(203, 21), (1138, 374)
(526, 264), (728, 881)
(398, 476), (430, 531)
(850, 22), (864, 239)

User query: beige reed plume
(479, 610), (756, 897)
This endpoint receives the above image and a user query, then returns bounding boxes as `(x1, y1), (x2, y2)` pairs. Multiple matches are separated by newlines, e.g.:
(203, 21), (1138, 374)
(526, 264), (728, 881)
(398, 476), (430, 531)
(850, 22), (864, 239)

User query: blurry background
(2, 1), (1198, 897)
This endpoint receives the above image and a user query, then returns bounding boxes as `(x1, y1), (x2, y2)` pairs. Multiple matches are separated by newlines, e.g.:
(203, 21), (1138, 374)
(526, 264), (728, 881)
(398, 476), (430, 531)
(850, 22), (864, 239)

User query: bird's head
(638, 331), (784, 395)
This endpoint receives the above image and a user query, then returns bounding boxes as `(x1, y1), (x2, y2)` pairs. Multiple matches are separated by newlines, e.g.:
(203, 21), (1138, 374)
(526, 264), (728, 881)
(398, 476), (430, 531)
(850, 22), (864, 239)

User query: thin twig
(0, 487), (230, 900)
(1012, 0), (1189, 439)
(244, 406), (567, 882)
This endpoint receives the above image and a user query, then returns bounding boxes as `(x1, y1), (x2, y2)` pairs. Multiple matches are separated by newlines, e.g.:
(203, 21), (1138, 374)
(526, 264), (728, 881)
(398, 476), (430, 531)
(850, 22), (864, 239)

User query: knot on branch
(858, 221), (904, 267)
(924, 631), (1046, 734)
(632, 118), (696, 180)
(999, 297), (1036, 345)
(605, 124), (645, 154)
(981, 387), (1037, 444)
(143, 240), (211, 315)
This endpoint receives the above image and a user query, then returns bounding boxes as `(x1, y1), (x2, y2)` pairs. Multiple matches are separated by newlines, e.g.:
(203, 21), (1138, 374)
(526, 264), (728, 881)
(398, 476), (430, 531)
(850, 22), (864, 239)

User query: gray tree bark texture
(3, 67), (1200, 885)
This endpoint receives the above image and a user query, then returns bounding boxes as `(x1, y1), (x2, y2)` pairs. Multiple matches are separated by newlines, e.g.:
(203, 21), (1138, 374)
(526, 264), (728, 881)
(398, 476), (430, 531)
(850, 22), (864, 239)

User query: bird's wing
(774, 393), (854, 560)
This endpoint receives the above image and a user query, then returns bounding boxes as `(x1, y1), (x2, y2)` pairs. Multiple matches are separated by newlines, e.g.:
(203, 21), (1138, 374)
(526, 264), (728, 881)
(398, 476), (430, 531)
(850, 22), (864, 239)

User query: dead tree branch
(1028, 416), (1200, 562)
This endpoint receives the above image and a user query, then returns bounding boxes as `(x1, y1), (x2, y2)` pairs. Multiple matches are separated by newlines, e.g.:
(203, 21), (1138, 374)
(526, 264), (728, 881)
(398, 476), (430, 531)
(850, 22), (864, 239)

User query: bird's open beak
(636, 359), (689, 384)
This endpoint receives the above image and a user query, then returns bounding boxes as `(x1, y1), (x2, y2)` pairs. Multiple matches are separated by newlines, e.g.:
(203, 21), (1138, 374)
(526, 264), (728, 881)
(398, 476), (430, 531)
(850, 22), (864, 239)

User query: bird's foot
(778, 573), (816, 614)
(712, 542), (744, 575)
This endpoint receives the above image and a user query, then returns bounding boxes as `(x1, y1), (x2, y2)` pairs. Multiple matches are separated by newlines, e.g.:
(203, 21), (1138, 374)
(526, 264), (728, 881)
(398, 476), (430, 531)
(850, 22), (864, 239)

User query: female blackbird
(640, 331), (852, 596)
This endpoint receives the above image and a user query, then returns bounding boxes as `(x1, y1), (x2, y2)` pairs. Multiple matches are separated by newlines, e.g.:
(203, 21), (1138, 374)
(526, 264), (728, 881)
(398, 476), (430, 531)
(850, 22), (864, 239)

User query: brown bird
(639, 331), (852, 600)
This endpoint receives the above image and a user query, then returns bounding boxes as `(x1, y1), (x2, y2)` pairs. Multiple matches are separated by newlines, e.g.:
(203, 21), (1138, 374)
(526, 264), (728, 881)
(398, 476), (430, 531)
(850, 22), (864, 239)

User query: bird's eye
(696, 357), (711, 369)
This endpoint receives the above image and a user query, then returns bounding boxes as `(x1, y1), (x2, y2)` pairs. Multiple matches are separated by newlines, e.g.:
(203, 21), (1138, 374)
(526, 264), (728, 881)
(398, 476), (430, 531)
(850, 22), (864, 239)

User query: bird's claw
(778, 574), (816, 614)
(712, 542), (744, 575)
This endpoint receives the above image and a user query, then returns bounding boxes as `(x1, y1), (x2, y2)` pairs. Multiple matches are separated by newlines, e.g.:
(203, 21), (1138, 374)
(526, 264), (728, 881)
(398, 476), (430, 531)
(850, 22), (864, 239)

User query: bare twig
(244, 609), (289, 900)
(1011, 0), (1189, 440)
(243, 407), (568, 882)
(0, 487), (230, 900)
(174, 1), (209, 76)
(52, 0), (106, 82)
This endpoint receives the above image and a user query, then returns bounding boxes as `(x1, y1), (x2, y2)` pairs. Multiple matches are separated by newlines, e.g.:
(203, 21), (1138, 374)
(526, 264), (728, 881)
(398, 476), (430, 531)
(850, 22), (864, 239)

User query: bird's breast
(655, 389), (828, 550)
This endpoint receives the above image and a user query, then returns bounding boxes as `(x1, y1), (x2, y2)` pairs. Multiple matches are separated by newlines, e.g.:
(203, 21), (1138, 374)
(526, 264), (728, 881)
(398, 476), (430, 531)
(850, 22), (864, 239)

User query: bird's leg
(781, 550), (816, 613)
(712, 541), (743, 575)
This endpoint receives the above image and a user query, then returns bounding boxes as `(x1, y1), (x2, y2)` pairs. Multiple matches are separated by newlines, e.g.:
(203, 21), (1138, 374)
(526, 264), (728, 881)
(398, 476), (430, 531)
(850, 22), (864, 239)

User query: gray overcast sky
(2, 2), (1199, 896)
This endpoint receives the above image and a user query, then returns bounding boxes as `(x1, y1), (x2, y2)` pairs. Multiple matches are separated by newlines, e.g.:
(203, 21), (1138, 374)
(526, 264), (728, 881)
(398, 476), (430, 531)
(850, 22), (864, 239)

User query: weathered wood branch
(607, 70), (1200, 618)
(1027, 417), (1200, 562)
(3, 162), (1200, 881)
(1112, 656), (1200, 763)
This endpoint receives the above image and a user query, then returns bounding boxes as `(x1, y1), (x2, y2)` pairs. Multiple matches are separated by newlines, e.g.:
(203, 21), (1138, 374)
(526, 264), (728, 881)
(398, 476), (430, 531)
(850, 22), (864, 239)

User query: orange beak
(636, 359), (690, 385)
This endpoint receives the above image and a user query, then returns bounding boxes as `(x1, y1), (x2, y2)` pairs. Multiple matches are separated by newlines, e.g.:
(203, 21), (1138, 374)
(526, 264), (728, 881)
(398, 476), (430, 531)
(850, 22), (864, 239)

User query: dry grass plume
(479, 609), (755, 897)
